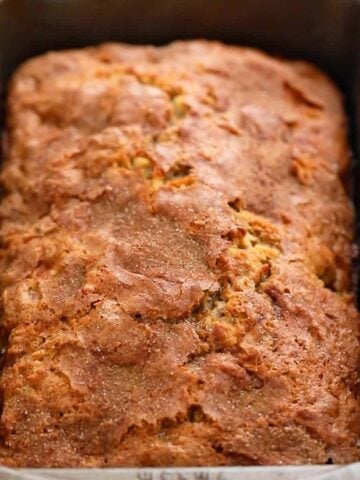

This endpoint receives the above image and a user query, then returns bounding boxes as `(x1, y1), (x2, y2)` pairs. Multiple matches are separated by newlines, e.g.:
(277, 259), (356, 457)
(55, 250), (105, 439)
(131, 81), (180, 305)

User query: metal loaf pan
(0, 0), (360, 479)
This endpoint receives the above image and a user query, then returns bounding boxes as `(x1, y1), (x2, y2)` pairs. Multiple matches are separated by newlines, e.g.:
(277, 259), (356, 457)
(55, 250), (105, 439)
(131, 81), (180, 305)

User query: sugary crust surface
(0, 40), (359, 466)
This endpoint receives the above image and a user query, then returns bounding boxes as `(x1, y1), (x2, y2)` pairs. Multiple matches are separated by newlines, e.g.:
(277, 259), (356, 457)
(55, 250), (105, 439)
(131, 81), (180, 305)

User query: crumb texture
(0, 40), (359, 466)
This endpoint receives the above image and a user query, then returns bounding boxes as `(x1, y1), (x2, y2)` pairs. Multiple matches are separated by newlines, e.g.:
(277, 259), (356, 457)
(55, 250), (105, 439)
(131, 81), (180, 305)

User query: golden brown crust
(0, 40), (358, 466)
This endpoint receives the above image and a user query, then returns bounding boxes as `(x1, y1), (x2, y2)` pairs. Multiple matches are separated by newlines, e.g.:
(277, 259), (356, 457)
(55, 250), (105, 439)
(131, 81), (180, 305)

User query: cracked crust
(0, 40), (359, 466)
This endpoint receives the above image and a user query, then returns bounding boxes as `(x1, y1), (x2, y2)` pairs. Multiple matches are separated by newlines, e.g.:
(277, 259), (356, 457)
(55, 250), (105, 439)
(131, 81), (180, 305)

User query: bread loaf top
(0, 41), (358, 466)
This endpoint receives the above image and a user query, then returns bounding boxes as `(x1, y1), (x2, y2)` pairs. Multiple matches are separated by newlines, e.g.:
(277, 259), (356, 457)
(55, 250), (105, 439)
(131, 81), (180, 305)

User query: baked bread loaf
(0, 41), (359, 466)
